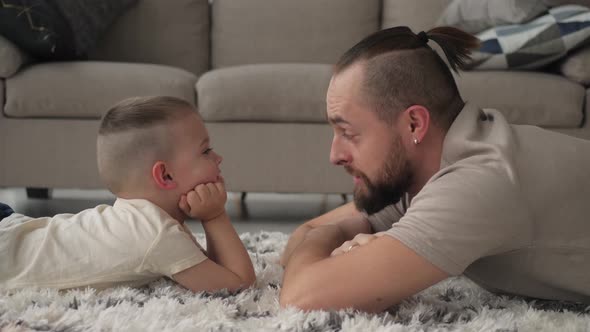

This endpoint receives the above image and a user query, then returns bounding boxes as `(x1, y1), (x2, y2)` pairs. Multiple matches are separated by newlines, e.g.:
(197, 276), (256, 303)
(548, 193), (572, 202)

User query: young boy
(0, 96), (256, 292)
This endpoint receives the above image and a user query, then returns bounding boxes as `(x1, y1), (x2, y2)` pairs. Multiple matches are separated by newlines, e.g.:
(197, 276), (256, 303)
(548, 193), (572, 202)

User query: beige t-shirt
(367, 103), (590, 303)
(0, 198), (207, 290)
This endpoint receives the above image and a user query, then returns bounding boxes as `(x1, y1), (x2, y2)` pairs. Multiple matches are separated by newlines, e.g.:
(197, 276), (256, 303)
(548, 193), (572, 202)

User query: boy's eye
(203, 148), (213, 155)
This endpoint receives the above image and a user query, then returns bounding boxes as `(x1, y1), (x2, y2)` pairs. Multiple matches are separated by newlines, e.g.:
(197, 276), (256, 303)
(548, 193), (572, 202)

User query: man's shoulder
(412, 163), (527, 221)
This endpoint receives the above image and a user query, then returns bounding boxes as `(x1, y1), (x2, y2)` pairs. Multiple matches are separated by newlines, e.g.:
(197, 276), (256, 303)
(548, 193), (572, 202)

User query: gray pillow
(0, 35), (29, 78)
(53, 0), (137, 56)
(437, 0), (548, 34)
(559, 45), (590, 86)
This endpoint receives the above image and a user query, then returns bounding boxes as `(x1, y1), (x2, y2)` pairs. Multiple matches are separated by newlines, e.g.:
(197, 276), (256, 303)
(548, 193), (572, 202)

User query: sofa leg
(26, 187), (52, 199)
(239, 192), (249, 220)
(341, 193), (348, 204)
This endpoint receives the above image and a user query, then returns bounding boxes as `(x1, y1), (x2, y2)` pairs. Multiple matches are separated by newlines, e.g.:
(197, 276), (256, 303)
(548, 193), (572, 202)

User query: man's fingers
(331, 247), (345, 256)
(354, 233), (377, 245)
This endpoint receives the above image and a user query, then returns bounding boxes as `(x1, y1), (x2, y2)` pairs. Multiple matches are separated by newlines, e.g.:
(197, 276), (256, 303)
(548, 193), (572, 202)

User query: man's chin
(353, 190), (401, 215)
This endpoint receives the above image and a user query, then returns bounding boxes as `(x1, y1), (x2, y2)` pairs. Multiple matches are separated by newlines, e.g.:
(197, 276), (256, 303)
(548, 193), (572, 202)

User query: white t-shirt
(368, 103), (590, 303)
(0, 198), (207, 290)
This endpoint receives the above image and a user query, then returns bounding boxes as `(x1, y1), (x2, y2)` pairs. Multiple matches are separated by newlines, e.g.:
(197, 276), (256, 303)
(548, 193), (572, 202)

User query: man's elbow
(279, 286), (319, 311)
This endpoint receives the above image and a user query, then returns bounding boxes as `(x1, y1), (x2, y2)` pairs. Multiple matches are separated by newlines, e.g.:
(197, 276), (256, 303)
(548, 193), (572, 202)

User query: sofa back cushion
(211, 0), (381, 68)
(89, 0), (210, 77)
(382, 0), (452, 31)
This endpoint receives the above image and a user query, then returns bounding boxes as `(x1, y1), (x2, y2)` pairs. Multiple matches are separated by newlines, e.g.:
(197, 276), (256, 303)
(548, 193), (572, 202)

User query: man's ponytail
(425, 27), (480, 72)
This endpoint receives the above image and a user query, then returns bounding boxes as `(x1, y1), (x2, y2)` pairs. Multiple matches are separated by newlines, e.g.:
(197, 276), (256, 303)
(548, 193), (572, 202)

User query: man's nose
(329, 136), (350, 166)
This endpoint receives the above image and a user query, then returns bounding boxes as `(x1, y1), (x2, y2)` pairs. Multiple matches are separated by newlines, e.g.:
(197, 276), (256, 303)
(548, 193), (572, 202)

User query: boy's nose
(215, 152), (223, 165)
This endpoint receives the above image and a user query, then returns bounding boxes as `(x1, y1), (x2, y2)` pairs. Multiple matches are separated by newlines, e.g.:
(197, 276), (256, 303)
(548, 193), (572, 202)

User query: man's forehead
(326, 63), (367, 122)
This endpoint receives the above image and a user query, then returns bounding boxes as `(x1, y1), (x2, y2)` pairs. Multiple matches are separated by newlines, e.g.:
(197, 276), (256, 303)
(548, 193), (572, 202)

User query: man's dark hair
(335, 26), (480, 130)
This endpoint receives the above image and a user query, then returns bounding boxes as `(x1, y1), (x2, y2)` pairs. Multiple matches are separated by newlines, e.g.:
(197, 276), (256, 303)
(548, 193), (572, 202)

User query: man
(279, 26), (590, 312)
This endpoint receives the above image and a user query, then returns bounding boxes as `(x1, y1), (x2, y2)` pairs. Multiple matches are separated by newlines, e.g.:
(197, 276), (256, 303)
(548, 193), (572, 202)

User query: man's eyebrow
(200, 137), (210, 146)
(327, 115), (350, 126)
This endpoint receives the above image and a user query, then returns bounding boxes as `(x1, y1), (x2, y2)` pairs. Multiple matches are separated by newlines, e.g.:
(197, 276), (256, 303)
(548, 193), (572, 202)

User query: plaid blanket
(469, 5), (590, 70)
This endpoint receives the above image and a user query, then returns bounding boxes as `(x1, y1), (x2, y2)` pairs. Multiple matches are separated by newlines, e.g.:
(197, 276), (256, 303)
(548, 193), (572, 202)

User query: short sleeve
(144, 221), (208, 277)
(365, 196), (408, 232)
(383, 165), (531, 276)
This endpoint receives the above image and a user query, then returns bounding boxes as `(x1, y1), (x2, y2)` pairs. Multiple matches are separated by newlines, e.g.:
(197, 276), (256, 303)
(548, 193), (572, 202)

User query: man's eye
(341, 132), (354, 139)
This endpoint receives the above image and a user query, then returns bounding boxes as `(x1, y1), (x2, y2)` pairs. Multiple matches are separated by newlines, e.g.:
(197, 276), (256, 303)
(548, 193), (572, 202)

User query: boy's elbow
(242, 274), (256, 288)
(225, 274), (256, 292)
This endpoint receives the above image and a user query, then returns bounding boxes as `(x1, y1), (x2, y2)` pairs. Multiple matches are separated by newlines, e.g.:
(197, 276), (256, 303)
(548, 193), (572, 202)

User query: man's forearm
(283, 225), (346, 280)
(280, 224), (313, 267)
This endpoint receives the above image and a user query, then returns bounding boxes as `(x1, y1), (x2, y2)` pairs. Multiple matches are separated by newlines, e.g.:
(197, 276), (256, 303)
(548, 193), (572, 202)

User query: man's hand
(179, 181), (227, 222)
(330, 232), (385, 256)
(281, 202), (369, 267)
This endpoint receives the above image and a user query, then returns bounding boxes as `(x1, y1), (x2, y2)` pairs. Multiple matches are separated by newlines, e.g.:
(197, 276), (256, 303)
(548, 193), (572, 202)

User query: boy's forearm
(201, 212), (255, 285)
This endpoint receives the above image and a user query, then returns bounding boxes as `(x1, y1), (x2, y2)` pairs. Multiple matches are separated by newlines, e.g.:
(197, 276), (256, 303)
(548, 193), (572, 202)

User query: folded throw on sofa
(468, 5), (590, 70)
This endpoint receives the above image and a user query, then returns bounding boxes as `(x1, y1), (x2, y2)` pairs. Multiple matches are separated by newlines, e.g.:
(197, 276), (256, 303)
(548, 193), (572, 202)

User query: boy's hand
(179, 181), (227, 222)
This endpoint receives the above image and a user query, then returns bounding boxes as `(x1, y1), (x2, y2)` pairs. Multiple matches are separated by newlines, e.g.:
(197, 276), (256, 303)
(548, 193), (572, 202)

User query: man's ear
(152, 161), (177, 190)
(403, 105), (430, 145)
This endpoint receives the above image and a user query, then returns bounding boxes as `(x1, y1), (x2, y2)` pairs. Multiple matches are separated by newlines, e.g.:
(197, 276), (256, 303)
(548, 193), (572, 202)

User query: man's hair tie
(417, 31), (429, 44)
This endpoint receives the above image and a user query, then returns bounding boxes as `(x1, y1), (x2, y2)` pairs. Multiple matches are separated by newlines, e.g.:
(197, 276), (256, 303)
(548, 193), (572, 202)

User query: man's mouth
(353, 176), (362, 185)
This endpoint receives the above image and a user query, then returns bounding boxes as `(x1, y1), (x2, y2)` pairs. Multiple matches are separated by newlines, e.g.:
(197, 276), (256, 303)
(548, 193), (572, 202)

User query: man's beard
(347, 135), (412, 215)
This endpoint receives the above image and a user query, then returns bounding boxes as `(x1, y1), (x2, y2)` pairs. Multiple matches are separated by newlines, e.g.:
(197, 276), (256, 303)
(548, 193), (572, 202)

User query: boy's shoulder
(112, 198), (181, 231)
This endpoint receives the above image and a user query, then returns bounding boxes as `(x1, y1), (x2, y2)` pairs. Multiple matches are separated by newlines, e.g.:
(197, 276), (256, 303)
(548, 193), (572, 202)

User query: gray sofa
(1, 0), (588, 196)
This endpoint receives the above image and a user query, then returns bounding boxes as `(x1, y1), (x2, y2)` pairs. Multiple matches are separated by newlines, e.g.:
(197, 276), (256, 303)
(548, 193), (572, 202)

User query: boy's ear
(152, 161), (177, 190)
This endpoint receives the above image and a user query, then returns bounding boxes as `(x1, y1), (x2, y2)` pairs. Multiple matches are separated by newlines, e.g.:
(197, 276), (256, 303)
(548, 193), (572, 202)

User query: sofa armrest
(0, 35), (30, 78)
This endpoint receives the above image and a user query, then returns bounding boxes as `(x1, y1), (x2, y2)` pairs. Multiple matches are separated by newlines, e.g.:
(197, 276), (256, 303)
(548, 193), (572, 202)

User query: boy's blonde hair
(97, 96), (197, 194)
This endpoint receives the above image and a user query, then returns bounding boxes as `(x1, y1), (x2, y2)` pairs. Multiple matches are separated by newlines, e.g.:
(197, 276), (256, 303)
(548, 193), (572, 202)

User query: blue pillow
(469, 5), (590, 70)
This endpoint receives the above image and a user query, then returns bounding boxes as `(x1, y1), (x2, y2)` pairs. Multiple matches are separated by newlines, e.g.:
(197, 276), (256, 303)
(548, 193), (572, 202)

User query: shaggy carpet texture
(1, 231), (589, 331)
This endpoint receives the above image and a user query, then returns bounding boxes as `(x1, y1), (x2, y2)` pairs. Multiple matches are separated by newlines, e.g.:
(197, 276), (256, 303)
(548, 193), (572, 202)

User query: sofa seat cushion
(197, 64), (332, 123)
(4, 62), (197, 118)
(456, 71), (585, 127)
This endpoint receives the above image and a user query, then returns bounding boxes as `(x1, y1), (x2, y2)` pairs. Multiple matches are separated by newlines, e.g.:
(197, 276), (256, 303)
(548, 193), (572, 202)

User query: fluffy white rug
(1, 231), (589, 331)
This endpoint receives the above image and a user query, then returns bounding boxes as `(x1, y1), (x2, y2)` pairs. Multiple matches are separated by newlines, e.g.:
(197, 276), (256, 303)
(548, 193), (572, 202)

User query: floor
(0, 188), (351, 234)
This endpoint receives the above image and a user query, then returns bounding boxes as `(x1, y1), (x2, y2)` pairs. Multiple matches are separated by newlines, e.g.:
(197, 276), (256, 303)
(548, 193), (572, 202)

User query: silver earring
(413, 138), (419, 145)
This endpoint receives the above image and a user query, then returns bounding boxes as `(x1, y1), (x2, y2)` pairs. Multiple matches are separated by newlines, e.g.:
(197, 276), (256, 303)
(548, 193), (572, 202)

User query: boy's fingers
(206, 182), (217, 195)
(196, 184), (211, 198)
(187, 190), (200, 205)
(215, 181), (225, 193)
(179, 195), (190, 214)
